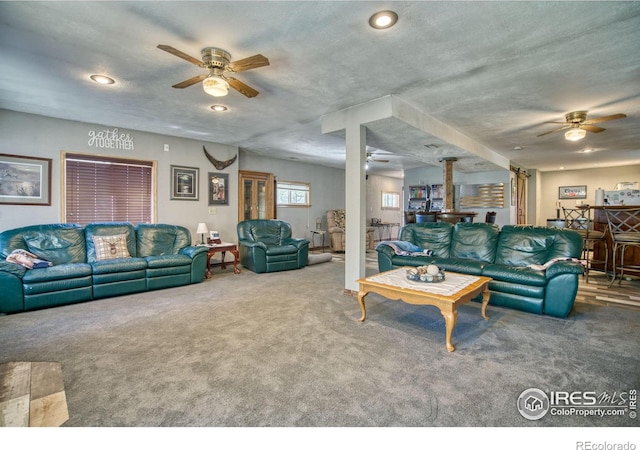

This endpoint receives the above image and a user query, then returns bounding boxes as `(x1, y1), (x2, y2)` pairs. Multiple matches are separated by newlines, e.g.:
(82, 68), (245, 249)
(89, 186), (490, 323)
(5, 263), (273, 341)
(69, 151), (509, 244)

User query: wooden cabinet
(238, 170), (275, 221)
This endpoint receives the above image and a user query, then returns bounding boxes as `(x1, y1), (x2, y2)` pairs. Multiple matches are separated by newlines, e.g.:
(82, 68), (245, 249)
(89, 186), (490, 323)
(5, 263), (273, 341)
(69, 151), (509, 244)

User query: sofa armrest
(179, 245), (209, 259)
(283, 237), (309, 249)
(544, 261), (584, 279)
(0, 270), (25, 313)
(238, 240), (267, 251)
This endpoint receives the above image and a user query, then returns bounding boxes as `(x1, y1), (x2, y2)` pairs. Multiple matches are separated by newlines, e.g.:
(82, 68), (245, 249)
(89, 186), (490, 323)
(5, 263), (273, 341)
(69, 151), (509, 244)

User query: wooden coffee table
(356, 268), (492, 352)
(205, 242), (240, 278)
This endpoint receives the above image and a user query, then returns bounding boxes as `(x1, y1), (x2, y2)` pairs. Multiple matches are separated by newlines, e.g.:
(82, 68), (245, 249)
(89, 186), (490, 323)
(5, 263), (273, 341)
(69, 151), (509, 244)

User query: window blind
(64, 153), (153, 225)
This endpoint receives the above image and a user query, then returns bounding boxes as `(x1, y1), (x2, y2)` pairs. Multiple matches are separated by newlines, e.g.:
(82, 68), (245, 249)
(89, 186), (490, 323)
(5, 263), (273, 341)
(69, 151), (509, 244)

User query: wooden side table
(205, 242), (240, 278)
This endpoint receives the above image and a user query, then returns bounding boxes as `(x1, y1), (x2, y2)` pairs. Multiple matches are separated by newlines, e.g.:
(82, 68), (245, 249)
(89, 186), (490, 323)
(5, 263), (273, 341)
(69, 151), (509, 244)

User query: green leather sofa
(0, 222), (208, 314)
(237, 219), (309, 273)
(376, 222), (585, 318)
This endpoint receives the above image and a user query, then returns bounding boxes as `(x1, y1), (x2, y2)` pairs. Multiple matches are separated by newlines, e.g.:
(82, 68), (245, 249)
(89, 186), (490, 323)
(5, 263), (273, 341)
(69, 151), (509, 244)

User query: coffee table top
(359, 267), (491, 298)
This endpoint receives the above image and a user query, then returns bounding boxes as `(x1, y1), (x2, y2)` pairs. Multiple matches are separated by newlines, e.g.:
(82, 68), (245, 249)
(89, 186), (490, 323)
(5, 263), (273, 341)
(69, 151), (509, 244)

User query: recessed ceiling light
(513, 146), (523, 151)
(210, 105), (228, 112)
(582, 148), (594, 153)
(369, 10), (398, 29)
(90, 74), (115, 85)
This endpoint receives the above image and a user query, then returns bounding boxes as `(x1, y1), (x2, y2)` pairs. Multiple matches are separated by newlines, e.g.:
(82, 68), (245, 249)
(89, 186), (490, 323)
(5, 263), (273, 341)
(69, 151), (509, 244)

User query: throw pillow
(92, 234), (131, 261)
(333, 209), (346, 230)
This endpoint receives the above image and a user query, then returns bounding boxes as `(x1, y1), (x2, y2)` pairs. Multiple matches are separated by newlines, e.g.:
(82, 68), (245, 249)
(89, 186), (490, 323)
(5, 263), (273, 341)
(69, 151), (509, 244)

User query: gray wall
(238, 150), (345, 241)
(537, 165), (640, 225)
(0, 109), (239, 243)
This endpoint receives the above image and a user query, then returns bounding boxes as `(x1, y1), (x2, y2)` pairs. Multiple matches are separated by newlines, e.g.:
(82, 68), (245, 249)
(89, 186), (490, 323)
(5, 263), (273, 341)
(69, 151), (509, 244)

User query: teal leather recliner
(237, 220), (309, 273)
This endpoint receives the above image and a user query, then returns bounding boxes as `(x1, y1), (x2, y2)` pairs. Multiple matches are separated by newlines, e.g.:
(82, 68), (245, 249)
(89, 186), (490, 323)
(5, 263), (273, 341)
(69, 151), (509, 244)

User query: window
(381, 191), (400, 210)
(63, 153), (155, 225)
(277, 181), (310, 207)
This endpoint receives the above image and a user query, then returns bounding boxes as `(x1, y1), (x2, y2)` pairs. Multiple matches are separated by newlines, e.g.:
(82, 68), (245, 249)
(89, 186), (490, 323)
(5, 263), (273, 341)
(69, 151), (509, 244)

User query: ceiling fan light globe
(565, 128), (586, 141)
(203, 76), (229, 97)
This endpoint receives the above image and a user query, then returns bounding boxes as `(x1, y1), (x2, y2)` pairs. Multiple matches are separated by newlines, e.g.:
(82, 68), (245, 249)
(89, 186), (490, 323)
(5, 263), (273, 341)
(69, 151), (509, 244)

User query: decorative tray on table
(406, 265), (445, 283)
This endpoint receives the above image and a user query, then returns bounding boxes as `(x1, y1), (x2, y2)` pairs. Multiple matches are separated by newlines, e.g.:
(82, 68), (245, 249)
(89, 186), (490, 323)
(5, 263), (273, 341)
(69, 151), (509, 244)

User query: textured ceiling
(1, 1), (639, 177)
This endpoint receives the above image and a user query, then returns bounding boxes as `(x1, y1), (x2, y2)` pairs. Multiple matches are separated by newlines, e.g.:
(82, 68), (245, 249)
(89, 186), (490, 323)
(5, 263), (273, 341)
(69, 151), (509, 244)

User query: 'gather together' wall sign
(88, 128), (134, 150)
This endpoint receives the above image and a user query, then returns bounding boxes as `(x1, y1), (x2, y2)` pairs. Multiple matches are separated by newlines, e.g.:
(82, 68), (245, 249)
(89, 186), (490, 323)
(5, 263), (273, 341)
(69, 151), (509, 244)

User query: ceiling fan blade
(157, 44), (203, 66)
(537, 125), (571, 137)
(227, 54), (270, 73)
(172, 74), (208, 89)
(583, 113), (627, 124)
(372, 159), (390, 163)
(226, 77), (259, 98)
(582, 124), (606, 133)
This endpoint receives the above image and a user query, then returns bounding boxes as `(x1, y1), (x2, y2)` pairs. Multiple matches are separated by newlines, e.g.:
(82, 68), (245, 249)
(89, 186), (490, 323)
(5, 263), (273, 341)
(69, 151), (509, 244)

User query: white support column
(344, 124), (367, 292)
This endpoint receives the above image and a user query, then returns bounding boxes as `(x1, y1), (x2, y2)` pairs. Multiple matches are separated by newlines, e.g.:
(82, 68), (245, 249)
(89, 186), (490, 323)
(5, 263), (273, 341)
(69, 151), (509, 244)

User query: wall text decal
(88, 128), (134, 150)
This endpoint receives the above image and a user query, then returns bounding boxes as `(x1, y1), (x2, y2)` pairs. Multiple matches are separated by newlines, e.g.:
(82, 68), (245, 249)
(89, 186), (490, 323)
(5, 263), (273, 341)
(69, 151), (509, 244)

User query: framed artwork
(208, 172), (228, 205)
(0, 153), (52, 206)
(170, 165), (199, 201)
(559, 185), (587, 200)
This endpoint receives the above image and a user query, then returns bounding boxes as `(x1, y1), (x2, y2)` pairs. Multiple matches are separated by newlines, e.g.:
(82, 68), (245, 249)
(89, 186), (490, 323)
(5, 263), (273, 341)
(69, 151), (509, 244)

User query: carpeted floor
(0, 258), (638, 427)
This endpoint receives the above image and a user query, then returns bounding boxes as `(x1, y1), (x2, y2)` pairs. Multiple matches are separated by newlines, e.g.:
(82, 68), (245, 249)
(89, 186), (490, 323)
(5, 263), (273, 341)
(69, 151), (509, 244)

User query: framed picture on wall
(170, 165), (199, 201)
(0, 153), (52, 206)
(208, 172), (228, 205)
(559, 185), (587, 200)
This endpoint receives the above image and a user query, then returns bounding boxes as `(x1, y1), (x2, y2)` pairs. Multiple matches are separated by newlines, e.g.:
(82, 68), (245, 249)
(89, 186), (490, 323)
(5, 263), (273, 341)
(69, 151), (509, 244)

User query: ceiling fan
(537, 110), (627, 141)
(157, 44), (269, 98)
(366, 152), (389, 163)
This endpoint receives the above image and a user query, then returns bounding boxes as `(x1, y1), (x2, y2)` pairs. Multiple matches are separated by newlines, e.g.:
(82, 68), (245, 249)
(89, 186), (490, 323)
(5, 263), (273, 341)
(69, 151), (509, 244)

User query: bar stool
(603, 207), (640, 287)
(562, 206), (607, 283)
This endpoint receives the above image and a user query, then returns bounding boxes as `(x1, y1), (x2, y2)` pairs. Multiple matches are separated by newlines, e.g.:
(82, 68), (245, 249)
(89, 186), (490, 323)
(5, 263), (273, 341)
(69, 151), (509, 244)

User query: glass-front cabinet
(239, 170), (275, 220)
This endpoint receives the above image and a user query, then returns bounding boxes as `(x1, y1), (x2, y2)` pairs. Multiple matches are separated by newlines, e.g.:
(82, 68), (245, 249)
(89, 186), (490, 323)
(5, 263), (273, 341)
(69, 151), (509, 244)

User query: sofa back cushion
(450, 223), (500, 262)
(545, 227), (583, 260)
(495, 226), (557, 267)
(238, 220), (292, 246)
(85, 222), (137, 262)
(0, 223), (87, 265)
(399, 222), (453, 258)
(135, 224), (191, 257)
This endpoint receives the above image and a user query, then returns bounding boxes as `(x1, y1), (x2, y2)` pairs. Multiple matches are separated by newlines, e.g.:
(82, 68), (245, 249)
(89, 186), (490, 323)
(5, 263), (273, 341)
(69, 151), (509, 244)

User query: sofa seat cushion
(22, 263), (93, 295)
(22, 263), (92, 283)
(431, 257), (488, 276)
(265, 244), (298, 256)
(482, 264), (547, 287)
(145, 254), (192, 268)
(91, 257), (147, 274)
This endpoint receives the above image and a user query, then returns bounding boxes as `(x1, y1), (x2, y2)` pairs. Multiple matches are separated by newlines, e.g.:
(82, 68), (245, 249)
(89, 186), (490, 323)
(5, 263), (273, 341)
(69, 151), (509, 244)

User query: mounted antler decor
(203, 145), (237, 170)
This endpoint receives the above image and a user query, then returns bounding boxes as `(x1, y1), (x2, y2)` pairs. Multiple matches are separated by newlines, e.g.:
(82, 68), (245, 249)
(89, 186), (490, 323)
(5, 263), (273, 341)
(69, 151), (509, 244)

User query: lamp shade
(203, 76), (229, 97)
(565, 128), (586, 141)
(196, 223), (209, 235)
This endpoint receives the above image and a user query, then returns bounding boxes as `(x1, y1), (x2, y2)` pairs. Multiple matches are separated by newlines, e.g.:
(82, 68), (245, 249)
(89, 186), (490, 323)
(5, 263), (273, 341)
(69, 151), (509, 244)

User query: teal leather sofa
(376, 222), (584, 318)
(237, 219), (309, 273)
(0, 222), (208, 314)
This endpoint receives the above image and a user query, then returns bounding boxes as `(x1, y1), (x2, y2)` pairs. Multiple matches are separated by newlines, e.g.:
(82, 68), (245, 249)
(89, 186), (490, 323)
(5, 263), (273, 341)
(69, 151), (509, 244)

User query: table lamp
(196, 222), (209, 245)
